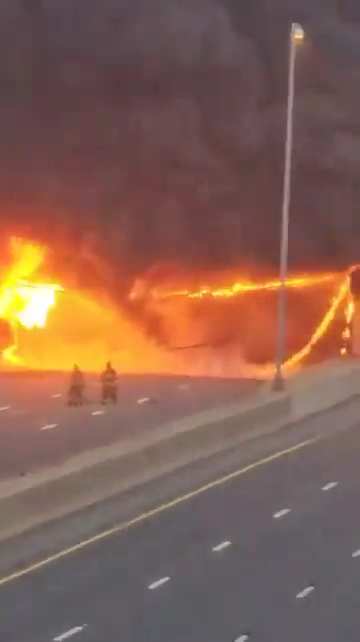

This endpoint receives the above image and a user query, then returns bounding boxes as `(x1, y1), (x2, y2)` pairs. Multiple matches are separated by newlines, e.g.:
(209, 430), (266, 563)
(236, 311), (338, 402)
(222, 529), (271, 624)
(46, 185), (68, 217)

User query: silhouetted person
(100, 361), (117, 404)
(68, 364), (85, 406)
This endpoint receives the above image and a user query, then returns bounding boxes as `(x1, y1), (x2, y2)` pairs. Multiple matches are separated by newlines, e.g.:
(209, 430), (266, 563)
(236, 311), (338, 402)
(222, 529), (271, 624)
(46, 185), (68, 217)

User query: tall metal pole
(273, 23), (303, 391)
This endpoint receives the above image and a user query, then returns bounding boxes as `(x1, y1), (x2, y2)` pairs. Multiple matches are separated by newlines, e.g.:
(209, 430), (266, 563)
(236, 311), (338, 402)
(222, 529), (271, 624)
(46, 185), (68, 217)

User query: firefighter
(68, 364), (85, 406)
(100, 361), (117, 404)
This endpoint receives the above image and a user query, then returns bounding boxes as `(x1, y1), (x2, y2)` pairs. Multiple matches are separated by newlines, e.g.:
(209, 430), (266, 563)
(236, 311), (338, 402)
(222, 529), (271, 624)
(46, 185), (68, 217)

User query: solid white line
(296, 585), (315, 599)
(352, 549), (360, 558)
(273, 508), (291, 519)
(321, 481), (338, 491)
(0, 405), (11, 411)
(137, 397), (150, 404)
(54, 625), (87, 641)
(148, 576), (170, 590)
(212, 540), (232, 552)
(41, 423), (58, 430)
(91, 410), (105, 416)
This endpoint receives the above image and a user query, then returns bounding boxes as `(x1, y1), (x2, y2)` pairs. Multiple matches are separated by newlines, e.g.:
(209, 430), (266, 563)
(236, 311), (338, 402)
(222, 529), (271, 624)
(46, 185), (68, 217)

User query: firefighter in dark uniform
(100, 361), (117, 404)
(68, 364), (85, 406)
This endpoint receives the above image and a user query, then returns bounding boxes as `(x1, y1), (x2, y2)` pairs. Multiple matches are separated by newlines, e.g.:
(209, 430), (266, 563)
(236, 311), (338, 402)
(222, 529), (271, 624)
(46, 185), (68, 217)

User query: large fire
(0, 236), (356, 377)
(0, 239), (62, 363)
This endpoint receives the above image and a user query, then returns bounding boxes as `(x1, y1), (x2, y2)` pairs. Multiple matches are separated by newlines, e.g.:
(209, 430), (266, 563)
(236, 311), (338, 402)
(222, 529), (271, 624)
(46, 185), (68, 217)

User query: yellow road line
(0, 435), (320, 588)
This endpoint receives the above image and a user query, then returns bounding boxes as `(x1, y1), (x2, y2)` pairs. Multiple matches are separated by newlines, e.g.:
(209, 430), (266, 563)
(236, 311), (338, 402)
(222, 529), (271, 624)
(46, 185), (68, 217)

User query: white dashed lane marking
(296, 585), (315, 599)
(148, 577), (170, 590)
(321, 481), (338, 491)
(53, 624), (87, 641)
(51, 393), (62, 398)
(41, 423), (58, 431)
(91, 410), (105, 416)
(233, 636), (249, 642)
(137, 397), (150, 404)
(212, 540), (232, 552)
(273, 508), (291, 519)
(352, 550), (360, 558)
(0, 405), (11, 411)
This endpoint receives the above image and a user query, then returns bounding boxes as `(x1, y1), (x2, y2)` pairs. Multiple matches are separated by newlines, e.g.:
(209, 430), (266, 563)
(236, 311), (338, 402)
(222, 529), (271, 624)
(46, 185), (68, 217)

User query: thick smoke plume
(1, 0), (360, 286)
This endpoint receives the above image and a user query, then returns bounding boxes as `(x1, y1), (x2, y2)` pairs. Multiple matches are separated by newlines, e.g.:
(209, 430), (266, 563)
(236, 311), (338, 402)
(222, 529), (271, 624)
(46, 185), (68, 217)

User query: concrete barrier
(259, 359), (360, 419)
(1, 358), (360, 542)
(287, 358), (360, 420)
(0, 391), (290, 541)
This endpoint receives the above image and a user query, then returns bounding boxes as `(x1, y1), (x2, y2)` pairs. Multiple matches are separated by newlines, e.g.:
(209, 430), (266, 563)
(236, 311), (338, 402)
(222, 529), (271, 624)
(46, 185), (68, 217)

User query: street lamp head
(292, 23), (304, 43)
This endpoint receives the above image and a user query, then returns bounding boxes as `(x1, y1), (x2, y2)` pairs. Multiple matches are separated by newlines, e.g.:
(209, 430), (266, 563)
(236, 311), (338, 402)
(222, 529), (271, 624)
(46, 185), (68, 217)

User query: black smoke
(1, 0), (360, 285)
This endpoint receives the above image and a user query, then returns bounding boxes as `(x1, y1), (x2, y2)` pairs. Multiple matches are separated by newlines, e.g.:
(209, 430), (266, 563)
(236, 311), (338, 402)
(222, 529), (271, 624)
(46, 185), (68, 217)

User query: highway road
(0, 372), (258, 479)
(0, 409), (360, 640)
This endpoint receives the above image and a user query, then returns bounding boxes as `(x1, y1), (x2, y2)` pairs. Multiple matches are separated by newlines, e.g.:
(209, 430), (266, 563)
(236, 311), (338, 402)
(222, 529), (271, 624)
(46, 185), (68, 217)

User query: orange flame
(284, 275), (350, 371)
(0, 238), (62, 363)
(340, 284), (355, 357)
(151, 273), (335, 301)
(0, 235), (356, 375)
(141, 267), (355, 374)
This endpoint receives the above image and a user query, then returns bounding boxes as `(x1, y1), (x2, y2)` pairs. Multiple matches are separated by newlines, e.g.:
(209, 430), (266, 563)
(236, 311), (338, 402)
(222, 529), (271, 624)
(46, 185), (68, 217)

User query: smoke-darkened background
(1, 0), (360, 279)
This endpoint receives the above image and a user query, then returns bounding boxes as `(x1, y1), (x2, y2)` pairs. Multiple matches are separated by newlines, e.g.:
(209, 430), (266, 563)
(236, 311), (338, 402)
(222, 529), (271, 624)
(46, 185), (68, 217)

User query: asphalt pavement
(0, 372), (258, 479)
(1, 409), (360, 640)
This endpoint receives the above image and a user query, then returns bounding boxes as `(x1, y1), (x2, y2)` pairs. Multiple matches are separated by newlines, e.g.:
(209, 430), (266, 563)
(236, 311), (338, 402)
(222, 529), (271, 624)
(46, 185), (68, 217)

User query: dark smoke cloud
(0, 0), (360, 283)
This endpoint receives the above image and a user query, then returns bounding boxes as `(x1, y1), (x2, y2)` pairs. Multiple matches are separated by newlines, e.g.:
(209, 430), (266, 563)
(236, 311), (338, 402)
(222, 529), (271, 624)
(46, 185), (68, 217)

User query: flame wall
(5, 275), (346, 376)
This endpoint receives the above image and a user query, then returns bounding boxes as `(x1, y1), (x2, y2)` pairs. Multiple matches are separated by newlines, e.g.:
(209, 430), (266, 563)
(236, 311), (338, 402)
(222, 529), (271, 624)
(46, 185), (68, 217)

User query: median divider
(1, 358), (360, 542)
(0, 391), (291, 542)
(287, 358), (360, 420)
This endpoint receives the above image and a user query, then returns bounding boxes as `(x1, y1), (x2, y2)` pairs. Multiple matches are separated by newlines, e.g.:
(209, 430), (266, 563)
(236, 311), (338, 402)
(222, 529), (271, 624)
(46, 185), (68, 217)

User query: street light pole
(273, 23), (304, 391)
